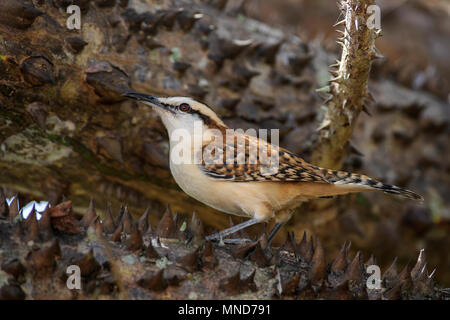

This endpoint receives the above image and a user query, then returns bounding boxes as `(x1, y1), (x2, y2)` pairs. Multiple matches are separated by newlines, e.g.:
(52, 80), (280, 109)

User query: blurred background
(0, 0), (449, 286)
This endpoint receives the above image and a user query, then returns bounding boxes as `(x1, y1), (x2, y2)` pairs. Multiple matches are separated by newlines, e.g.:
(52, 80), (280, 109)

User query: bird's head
(123, 92), (226, 134)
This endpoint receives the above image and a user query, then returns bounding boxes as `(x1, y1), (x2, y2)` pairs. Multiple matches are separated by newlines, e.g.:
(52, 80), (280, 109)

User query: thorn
(39, 203), (53, 241)
(138, 269), (167, 291)
(297, 231), (313, 262)
(102, 202), (116, 234)
(280, 232), (297, 253)
(127, 227), (143, 251)
(81, 197), (97, 227)
(177, 247), (200, 273)
(138, 206), (151, 234)
(383, 257), (398, 287)
(111, 222), (123, 242)
(1, 259), (26, 279)
(188, 210), (204, 242)
(220, 271), (242, 295)
(24, 204), (40, 242)
(279, 272), (301, 296)
(241, 270), (257, 292)
(331, 241), (349, 273)
(156, 205), (176, 238)
(382, 282), (402, 300)
(231, 241), (257, 259)
(333, 19), (345, 27)
(309, 236), (326, 284)
(344, 251), (363, 282)
(120, 205), (134, 234)
(328, 69), (339, 77)
(115, 204), (125, 227)
(145, 242), (161, 260)
(365, 254), (376, 267)
(249, 241), (269, 267)
(255, 41), (283, 64)
(371, 47), (384, 60)
(94, 219), (103, 238)
(411, 249), (426, 280)
(201, 241), (218, 269)
(9, 195), (19, 219)
(75, 249), (101, 277)
(26, 240), (60, 279)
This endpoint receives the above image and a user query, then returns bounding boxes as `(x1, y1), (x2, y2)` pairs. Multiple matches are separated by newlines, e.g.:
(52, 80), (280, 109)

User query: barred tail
(323, 169), (424, 201)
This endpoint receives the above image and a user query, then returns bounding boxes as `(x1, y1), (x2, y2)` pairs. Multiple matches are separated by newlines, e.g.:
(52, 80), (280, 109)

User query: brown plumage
(200, 132), (423, 201)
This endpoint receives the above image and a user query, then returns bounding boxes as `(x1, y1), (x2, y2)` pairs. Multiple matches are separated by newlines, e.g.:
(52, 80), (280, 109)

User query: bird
(123, 92), (423, 243)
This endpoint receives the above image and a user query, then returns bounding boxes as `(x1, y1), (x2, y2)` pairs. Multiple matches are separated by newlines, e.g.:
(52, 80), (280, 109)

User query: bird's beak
(122, 92), (171, 112)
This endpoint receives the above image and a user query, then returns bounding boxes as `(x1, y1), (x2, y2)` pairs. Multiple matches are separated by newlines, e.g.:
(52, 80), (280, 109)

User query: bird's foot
(206, 235), (253, 245)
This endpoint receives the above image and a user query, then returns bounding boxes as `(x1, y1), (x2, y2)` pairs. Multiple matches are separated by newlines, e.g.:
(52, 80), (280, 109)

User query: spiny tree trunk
(311, 0), (381, 169)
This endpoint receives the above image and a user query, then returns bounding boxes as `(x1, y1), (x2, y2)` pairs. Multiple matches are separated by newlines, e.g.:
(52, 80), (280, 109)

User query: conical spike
(102, 202), (116, 234)
(120, 205), (134, 234)
(127, 227), (143, 251)
(137, 269), (167, 291)
(397, 263), (412, 291)
(333, 19), (345, 27)
(344, 251), (363, 282)
(241, 270), (257, 292)
(220, 271), (241, 295)
(309, 236), (326, 284)
(87, 215), (99, 233)
(201, 241), (217, 269)
(138, 206), (151, 234)
(9, 195), (19, 219)
(382, 257), (398, 287)
(398, 263), (410, 282)
(297, 231), (313, 261)
(115, 204), (125, 227)
(411, 249), (426, 280)
(382, 282), (402, 300)
(280, 232), (297, 253)
(249, 242), (269, 267)
(111, 222), (123, 242)
(145, 242), (160, 260)
(279, 272), (301, 296)
(25, 204), (40, 242)
(0, 188), (9, 218)
(331, 242), (348, 272)
(177, 247), (200, 272)
(39, 203), (53, 241)
(156, 205), (176, 238)
(1, 259), (26, 279)
(26, 239), (60, 279)
(81, 198), (97, 227)
(76, 249), (101, 277)
(188, 210), (204, 242)
(94, 219), (103, 238)
(365, 254), (376, 267)
(231, 241), (257, 259)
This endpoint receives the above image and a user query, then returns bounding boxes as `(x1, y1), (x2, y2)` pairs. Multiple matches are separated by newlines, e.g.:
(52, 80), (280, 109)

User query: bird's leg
(205, 218), (260, 242)
(267, 222), (286, 244)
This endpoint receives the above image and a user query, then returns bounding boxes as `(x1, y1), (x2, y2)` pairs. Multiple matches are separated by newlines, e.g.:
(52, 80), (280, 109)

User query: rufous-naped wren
(123, 92), (423, 242)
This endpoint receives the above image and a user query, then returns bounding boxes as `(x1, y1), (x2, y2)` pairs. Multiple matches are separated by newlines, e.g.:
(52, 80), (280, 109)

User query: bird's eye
(179, 103), (191, 112)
